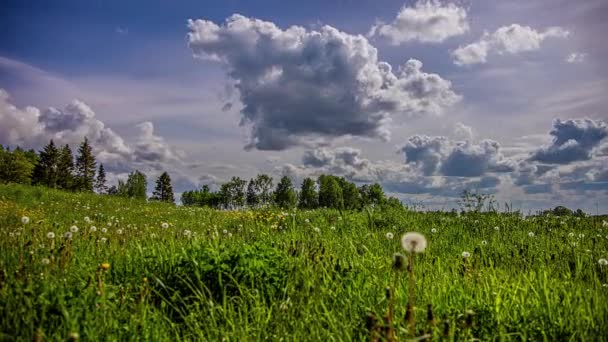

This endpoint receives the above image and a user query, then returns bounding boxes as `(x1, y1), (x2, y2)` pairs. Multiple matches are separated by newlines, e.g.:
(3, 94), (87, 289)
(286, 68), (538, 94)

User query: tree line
(0, 139), (175, 203)
(182, 174), (401, 210)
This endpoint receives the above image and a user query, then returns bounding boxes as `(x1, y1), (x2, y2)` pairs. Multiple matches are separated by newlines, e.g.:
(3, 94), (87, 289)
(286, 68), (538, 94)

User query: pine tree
(56, 144), (75, 190)
(75, 137), (96, 191)
(32, 140), (59, 187)
(151, 171), (174, 203)
(95, 164), (108, 194)
(274, 176), (297, 209)
(298, 177), (318, 209)
(246, 178), (259, 207)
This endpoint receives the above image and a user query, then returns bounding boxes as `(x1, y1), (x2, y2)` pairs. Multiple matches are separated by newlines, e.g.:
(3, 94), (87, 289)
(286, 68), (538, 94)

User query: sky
(1, 0), (607, 213)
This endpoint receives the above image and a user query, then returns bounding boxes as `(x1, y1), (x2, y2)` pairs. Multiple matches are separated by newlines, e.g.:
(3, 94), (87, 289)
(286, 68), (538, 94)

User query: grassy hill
(1, 183), (607, 340)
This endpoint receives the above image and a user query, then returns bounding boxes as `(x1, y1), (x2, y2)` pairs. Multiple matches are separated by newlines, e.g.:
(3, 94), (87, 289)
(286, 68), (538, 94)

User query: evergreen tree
(298, 177), (318, 209)
(151, 171), (174, 203)
(32, 140), (59, 187)
(75, 137), (96, 191)
(56, 144), (75, 190)
(246, 178), (259, 207)
(95, 164), (108, 194)
(274, 176), (297, 209)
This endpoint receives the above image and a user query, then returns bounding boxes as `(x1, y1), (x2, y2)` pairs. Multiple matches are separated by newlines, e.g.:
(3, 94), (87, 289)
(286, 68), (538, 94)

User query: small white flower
(462, 251), (471, 258)
(528, 232), (535, 237)
(47, 232), (55, 239)
(386, 232), (394, 240)
(330, 226), (336, 231)
(305, 219), (310, 224)
(116, 229), (123, 235)
(64, 232), (73, 239)
(568, 232), (575, 237)
(401, 232), (427, 253)
(431, 228), (438, 234)
(89, 226), (97, 232)
(21, 216), (30, 224)
(100, 237), (107, 243)
(228, 232), (233, 237)
(183, 230), (192, 237)
(602, 283), (608, 287)
(481, 240), (488, 246)
(493, 226), (500, 231)
(70, 225), (79, 233)
(223, 229), (228, 235)
(41, 258), (50, 265)
(101, 228), (108, 234)
(84, 216), (91, 224)
(161, 222), (169, 229)
(313, 227), (321, 233)
(599, 258), (608, 266)
(107, 222), (112, 227)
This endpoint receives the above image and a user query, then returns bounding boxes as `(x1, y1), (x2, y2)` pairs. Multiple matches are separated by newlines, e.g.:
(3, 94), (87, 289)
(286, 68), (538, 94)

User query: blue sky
(1, 0), (607, 212)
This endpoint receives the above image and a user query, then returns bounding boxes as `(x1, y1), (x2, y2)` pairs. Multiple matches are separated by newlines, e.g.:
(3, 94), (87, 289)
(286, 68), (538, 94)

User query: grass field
(1, 183), (607, 341)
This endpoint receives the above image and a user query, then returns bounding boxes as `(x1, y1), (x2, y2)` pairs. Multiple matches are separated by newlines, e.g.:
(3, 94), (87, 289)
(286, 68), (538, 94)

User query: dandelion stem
(408, 251), (415, 336)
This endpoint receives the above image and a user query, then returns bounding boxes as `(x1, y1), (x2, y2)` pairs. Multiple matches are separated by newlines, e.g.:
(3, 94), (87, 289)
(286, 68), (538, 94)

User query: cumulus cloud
(188, 14), (460, 150)
(0, 88), (182, 174)
(452, 24), (569, 65)
(400, 135), (515, 177)
(368, 0), (469, 45)
(530, 118), (607, 164)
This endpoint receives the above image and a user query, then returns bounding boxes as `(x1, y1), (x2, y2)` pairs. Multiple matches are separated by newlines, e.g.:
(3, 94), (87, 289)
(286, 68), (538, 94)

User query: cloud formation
(452, 24), (569, 65)
(369, 0), (469, 45)
(565, 52), (587, 64)
(400, 135), (515, 177)
(530, 118), (608, 164)
(188, 14), (460, 150)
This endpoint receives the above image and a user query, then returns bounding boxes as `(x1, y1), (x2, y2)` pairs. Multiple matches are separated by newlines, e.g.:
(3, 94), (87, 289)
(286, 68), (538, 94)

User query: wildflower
(101, 228), (108, 234)
(70, 225), (79, 233)
(116, 229), (123, 235)
(599, 259), (608, 266)
(47, 232), (55, 239)
(161, 222), (169, 229)
(431, 228), (438, 234)
(107, 222), (112, 227)
(313, 227), (321, 233)
(305, 219), (310, 224)
(84, 216), (91, 224)
(401, 232), (427, 253)
(21, 216), (30, 224)
(528, 232), (535, 237)
(603, 284), (608, 287)
(89, 226), (97, 232)
(481, 240), (488, 246)
(462, 251), (471, 258)
(41, 258), (50, 265)
(493, 226), (500, 231)
(100, 237), (107, 243)
(100, 263), (110, 270)
(64, 232), (73, 239)
(228, 232), (233, 237)
(568, 232), (574, 237)
(222, 229), (228, 235)
(183, 230), (192, 237)
(330, 226), (336, 231)
(386, 232), (394, 239)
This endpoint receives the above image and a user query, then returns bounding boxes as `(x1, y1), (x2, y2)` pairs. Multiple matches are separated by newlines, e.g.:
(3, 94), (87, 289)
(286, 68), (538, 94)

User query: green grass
(1, 183), (607, 341)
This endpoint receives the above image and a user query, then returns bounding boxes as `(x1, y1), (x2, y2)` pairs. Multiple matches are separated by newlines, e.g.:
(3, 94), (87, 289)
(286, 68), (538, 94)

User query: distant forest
(0, 139), (401, 210)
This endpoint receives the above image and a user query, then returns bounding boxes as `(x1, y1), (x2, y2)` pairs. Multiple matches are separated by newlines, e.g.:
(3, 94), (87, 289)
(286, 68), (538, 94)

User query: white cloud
(565, 52), (587, 63)
(453, 24), (569, 65)
(188, 14), (460, 150)
(369, 0), (469, 44)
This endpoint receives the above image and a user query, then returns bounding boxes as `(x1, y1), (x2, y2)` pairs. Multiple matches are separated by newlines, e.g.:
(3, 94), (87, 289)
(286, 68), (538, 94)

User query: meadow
(1, 183), (607, 341)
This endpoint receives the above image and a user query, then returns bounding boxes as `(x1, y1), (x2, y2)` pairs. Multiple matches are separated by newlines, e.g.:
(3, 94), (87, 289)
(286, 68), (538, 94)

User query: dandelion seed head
(89, 226), (97, 232)
(481, 240), (488, 246)
(101, 228), (107, 233)
(84, 216), (91, 223)
(64, 232), (73, 239)
(462, 251), (471, 258)
(386, 232), (394, 240)
(431, 228), (438, 234)
(528, 232), (535, 237)
(100, 237), (107, 243)
(401, 232), (427, 253)
(21, 216), (30, 224)
(70, 225), (79, 233)
(599, 258), (608, 266)
(493, 226), (500, 231)
(305, 219), (310, 224)
(161, 222), (169, 229)
(47, 232), (55, 239)
(116, 229), (123, 235)
(42, 258), (50, 265)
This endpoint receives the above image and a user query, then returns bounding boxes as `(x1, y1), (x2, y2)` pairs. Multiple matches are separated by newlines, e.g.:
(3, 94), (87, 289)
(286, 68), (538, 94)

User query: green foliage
(0, 183), (607, 341)
(151, 171), (174, 203)
(318, 175), (343, 209)
(274, 176), (297, 209)
(56, 144), (75, 190)
(95, 163), (108, 194)
(298, 177), (318, 209)
(32, 140), (59, 187)
(75, 137), (97, 191)
(246, 178), (259, 207)
(0, 146), (36, 184)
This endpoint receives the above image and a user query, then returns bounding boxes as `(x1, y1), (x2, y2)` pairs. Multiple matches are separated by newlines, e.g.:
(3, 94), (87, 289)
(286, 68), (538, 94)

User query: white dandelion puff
(568, 232), (575, 237)
(47, 232), (55, 239)
(386, 232), (394, 240)
(21, 216), (30, 224)
(101, 228), (108, 234)
(70, 225), (79, 233)
(599, 258), (608, 266)
(401, 232), (427, 253)
(228, 232), (233, 237)
(161, 222), (169, 229)
(462, 251), (471, 258)
(493, 226), (500, 231)
(41, 258), (50, 265)
(431, 228), (438, 234)
(222, 229), (228, 235)
(116, 229), (123, 235)
(64, 232), (73, 239)
(305, 219), (310, 224)
(89, 226), (97, 232)
(100, 237), (107, 243)
(84, 216), (91, 224)
(481, 240), (488, 246)
(528, 232), (535, 237)
(313, 227), (321, 233)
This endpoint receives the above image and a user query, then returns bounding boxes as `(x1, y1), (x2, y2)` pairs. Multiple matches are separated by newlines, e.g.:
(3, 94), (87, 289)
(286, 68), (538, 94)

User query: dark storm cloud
(188, 14), (459, 150)
(530, 118), (608, 164)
